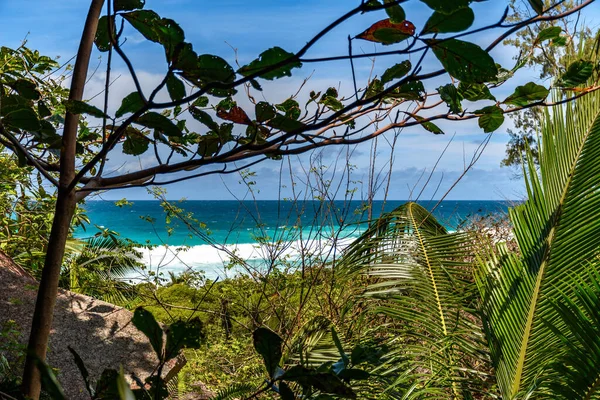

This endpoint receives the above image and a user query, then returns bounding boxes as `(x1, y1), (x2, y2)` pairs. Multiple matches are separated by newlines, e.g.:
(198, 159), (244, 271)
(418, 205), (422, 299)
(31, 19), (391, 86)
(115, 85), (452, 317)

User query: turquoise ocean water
(74, 200), (513, 279)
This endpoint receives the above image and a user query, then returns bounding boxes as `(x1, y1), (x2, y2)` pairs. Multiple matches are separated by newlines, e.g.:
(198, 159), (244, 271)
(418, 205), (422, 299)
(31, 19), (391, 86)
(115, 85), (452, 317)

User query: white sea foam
(130, 235), (358, 282)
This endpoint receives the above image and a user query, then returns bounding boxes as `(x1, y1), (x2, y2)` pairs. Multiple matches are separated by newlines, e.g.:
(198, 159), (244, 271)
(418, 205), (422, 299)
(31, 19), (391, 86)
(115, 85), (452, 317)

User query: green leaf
(383, 0), (406, 23)
(458, 82), (495, 101)
(320, 96), (344, 111)
(427, 38), (498, 83)
(556, 60), (594, 88)
(192, 96), (209, 108)
(172, 42), (198, 72)
(122, 130), (149, 156)
(114, 0), (145, 12)
(116, 92), (145, 118)
(165, 318), (205, 360)
(195, 54), (236, 83)
(190, 108), (220, 132)
(132, 308), (164, 359)
(420, 0), (470, 14)
(38, 101), (52, 118)
(381, 60), (411, 84)
(438, 84), (463, 114)
(475, 105), (504, 132)
(198, 134), (220, 157)
(121, 10), (184, 61)
(239, 47), (302, 80)
(356, 18), (415, 45)
(527, 0), (544, 15)
(410, 113), (444, 134)
(136, 112), (181, 137)
(2, 107), (40, 131)
(64, 100), (107, 119)
(10, 79), (40, 100)
(36, 359), (66, 400)
(276, 98), (301, 120)
(536, 26), (561, 43)
(503, 82), (549, 106)
(256, 101), (276, 123)
(95, 16), (115, 52)
(422, 7), (474, 34)
(392, 80), (426, 101)
(331, 327), (349, 366)
(268, 114), (305, 133)
(253, 327), (283, 379)
(166, 73), (186, 101)
(117, 368), (136, 400)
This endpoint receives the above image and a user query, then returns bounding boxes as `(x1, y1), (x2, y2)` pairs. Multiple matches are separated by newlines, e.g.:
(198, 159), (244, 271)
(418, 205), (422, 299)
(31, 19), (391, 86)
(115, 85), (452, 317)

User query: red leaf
(216, 106), (252, 125)
(357, 19), (415, 45)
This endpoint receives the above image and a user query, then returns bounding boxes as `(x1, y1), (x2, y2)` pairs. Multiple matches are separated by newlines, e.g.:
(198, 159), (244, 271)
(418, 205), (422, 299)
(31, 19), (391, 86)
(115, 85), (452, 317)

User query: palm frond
(339, 202), (487, 398)
(476, 88), (600, 398)
(209, 382), (256, 400)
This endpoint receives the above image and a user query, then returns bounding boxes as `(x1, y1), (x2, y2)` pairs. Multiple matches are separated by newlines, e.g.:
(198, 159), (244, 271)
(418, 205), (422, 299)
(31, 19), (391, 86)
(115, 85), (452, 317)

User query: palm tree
(476, 86), (600, 399)
(338, 202), (489, 398)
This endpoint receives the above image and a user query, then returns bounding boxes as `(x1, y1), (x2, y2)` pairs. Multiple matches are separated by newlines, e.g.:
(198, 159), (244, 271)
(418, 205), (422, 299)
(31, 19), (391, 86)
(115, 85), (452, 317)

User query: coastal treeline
(2, 0), (600, 399)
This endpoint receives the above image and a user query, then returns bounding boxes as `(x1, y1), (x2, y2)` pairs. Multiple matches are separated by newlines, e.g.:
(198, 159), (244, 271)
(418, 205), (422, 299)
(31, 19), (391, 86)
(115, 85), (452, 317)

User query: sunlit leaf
(356, 18), (415, 45)
(458, 82), (495, 101)
(475, 105), (504, 132)
(410, 113), (444, 134)
(64, 100), (107, 119)
(426, 38), (498, 83)
(536, 26), (561, 43)
(438, 84), (463, 114)
(276, 98), (301, 120)
(422, 7), (474, 35)
(238, 47), (302, 80)
(556, 60), (594, 88)
(503, 82), (549, 106)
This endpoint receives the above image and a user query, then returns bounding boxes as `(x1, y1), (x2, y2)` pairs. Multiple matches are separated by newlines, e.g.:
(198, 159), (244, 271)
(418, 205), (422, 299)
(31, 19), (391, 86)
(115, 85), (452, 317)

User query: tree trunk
(21, 0), (104, 398)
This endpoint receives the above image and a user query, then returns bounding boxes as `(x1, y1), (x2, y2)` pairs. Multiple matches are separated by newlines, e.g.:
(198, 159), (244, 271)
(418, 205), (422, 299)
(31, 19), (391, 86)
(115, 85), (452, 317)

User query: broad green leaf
(320, 96), (344, 111)
(2, 108), (40, 131)
(503, 82), (549, 106)
(171, 42), (198, 72)
(391, 80), (425, 100)
(427, 38), (498, 83)
(556, 60), (594, 88)
(438, 84), (463, 114)
(166, 73), (186, 101)
(552, 36), (567, 46)
(276, 98), (301, 120)
(475, 105), (504, 132)
(136, 112), (181, 137)
(192, 96), (209, 108)
(121, 11), (184, 61)
(165, 318), (205, 360)
(357, 19), (415, 45)
(114, 0), (145, 12)
(94, 16), (115, 52)
(458, 82), (495, 101)
(38, 101), (52, 118)
(420, 0), (470, 14)
(410, 113), (444, 134)
(10, 79), (40, 100)
(383, 0), (406, 23)
(115, 92), (145, 118)
(253, 327), (283, 378)
(381, 60), (411, 84)
(196, 54), (235, 83)
(422, 7), (474, 34)
(268, 114), (305, 132)
(122, 130), (149, 156)
(536, 26), (561, 43)
(256, 101), (276, 122)
(527, 0), (544, 15)
(197, 134), (220, 157)
(64, 100), (107, 119)
(190, 107), (220, 131)
(132, 307), (164, 359)
(238, 47), (302, 80)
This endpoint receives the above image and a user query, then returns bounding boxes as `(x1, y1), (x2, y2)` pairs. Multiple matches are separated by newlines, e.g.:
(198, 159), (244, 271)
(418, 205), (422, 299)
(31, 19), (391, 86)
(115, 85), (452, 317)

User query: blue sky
(2, 0), (596, 201)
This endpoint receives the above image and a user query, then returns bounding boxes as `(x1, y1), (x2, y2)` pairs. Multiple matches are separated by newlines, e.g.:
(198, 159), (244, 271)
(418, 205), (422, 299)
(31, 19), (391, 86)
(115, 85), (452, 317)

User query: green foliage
(238, 47), (302, 80)
(426, 38), (498, 83)
(503, 82), (549, 106)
